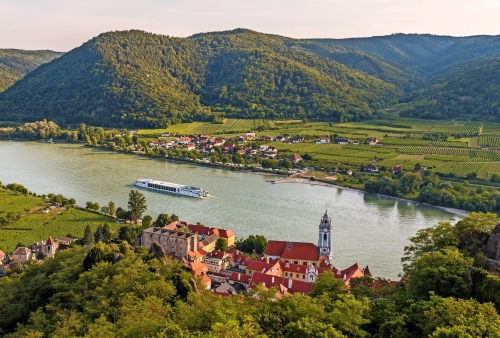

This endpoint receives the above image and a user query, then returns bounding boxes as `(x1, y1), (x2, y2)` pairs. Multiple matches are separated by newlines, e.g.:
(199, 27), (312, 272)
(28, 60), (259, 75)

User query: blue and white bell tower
(318, 210), (332, 257)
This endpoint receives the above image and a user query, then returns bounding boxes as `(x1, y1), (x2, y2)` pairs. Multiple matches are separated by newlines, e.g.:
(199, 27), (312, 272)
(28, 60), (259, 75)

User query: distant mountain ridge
(0, 49), (63, 92)
(1, 29), (500, 126)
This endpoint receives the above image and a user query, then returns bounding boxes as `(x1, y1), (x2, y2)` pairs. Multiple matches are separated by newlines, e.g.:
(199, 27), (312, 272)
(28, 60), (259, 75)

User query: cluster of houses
(0, 236), (73, 276)
(135, 210), (381, 297)
(314, 136), (382, 146)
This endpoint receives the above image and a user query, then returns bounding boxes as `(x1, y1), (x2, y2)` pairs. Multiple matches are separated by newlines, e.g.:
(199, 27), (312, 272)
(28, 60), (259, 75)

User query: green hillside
(0, 49), (62, 92)
(0, 29), (400, 127)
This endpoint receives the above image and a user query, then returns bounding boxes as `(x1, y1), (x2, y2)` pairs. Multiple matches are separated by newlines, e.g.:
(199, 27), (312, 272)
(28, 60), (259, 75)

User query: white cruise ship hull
(134, 179), (208, 198)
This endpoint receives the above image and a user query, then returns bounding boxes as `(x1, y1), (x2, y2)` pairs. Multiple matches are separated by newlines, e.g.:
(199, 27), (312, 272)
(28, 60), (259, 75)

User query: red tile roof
(0, 250), (5, 258)
(280, 242), (319, 262)
(187, 224), (235, 239)
(206, 250), (227, 260)
(46, 236), (55, 245)
(249, 272), (312, 294)
(230, 254), (254, 267)
(263, 240), (287, 257)
(189, 261), (208, 276)
(229, 272), (252, 284)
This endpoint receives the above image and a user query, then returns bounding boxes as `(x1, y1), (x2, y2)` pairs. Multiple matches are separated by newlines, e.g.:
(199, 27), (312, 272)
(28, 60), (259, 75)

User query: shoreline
(277, 177), (468, 217)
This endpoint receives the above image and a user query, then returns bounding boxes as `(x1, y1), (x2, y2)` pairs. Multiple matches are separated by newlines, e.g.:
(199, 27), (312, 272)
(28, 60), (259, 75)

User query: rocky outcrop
(149, 242), (166, 262)
(485, 223), (500, 261)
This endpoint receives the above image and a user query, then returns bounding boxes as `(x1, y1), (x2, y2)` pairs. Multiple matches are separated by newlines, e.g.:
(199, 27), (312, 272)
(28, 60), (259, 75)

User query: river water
(0, 141), (460, 279)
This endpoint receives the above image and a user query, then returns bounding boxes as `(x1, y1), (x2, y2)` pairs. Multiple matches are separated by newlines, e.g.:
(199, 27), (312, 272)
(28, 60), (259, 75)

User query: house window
(312, 263), (316, 267)
(294, 261), (298, 265)
(284, 260), (289, 263)
(296, 274), (299, 278)
(302, 275), (305, 280)
(302, 262), (307, 266)
(285, 272), (288, 277)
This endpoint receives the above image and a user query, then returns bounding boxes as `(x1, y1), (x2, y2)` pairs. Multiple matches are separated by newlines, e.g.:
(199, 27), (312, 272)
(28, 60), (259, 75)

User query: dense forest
(2, 213), (500, 337)
(0, 49), (62, 92)
(1, 30), (500, 126)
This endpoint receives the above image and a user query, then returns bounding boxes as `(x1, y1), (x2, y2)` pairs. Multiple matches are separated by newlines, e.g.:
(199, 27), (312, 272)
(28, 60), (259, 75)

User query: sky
(1, 0), (500, 51)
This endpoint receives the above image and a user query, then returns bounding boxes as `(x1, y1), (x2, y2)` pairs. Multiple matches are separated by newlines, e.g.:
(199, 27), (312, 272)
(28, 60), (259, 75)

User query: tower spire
(318, 209), (332, 257)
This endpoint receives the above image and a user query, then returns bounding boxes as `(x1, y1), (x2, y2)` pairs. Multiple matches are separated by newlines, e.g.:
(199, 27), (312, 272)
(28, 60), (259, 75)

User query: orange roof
(206, 250), (227, 260)
(189, 261), (208, 276)
(246, 260), (282, 275)
(249, 272), (312, 294)
(280, 261), (308, 274)
(0, 250), (5, 257)
(46, 236), (55, 245)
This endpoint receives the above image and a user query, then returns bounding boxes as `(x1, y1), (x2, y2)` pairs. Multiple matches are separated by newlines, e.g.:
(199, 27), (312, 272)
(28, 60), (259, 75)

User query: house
(364, 164), (379, 173)
(482, 145), (490, 150)
(245, 133), (256, 139)
(275, 136), (285, 142)
(223, 143), (235, 152)
(199, 234), (219, 253)
(265, 147), (278, 157)
(178, 137), (192, 144)
(237, 149), (246, 155)
(215, 282), (246, 295)
(292, 136), (304, 143)
(318, 136), (330, 144)
(337, 137), (349, 145)
(368, 138), (379, 145)
(229, 272), (252, 289)
(392, 165), (403, 174)
(203, 250), (230, 273)
(187, 224), (236, 247)
(149, 141), (159, 147)
(0, 250), (5, 262)
(184, 143), (196, 151)
(228, 254), (254, 270)
(288, 154), (302, 163)
(259, 145), (269, 152)
(236, 137), (246, 143)
(212, 138), (225, 147)
(347, 169), (353, 176)
(246, 260), (282, 276)
(199, 135), (210, 142)
(12, 247), (34, 264)
(248, 272), (313, 295)
(188, 260), (208, 276)
(351, 140), (360, 145)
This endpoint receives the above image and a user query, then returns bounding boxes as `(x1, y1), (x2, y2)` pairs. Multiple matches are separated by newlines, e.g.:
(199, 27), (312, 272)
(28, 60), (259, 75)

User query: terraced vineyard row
(0, 192), (41, 218)
(424, 154), (469, 162)
(480, 136), (500, 147)
(396, 147), (471, 156)
(0, 208), (121, 253)
(429, 121), (482, 135)
(436, 162), (486, 176)
(478, 163), (500, 179)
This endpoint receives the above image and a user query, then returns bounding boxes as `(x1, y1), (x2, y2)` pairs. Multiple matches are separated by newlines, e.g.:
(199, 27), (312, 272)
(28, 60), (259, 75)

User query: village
(0, 209), (395, 297)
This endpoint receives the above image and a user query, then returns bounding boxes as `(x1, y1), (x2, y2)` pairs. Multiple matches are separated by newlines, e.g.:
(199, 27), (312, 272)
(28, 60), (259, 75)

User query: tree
(406, 247), (474, 300)
(282, 158), (293, 169)
(142, 215), (152, 228)
(100, 206), (110, 214)
(85, 201), (99, 211)
(94, 225), (103, 243)
(102, 224), (112, 243)
(128, 189), (147, 223)
(83, 225), (94, 245)
(82, 246), (104, 270)
(156, 213), (172, 227)
(310, 270), (346, 299)
(215, 238), (227, 252)
(399, 172), (423, 194)
(68, 198), (76, 207)
(170, 214), (179, 222)
(108, 201), (116, 216)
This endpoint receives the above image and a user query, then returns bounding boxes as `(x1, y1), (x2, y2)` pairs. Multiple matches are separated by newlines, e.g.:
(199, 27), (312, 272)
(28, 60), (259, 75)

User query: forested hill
(0, 29), (400, 127)
(1, 30), (500, 126)
(0, 49), (62, 92)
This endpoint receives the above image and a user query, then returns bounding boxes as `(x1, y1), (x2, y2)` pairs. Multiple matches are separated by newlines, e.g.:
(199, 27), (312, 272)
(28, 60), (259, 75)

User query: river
(0, 141), (461, 279)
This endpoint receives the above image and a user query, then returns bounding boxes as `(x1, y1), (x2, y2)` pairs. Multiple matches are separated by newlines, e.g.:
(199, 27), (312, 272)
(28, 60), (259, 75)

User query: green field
(0, 207), (121, 253)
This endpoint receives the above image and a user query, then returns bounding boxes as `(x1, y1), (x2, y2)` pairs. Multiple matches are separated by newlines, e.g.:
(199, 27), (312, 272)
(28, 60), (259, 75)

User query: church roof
(264, 240), (319, 262)
(46, 236), (55, 245)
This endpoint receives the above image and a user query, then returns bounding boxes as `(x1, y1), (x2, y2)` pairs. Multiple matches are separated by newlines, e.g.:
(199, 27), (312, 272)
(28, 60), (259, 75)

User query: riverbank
(277, 177), (469, 217)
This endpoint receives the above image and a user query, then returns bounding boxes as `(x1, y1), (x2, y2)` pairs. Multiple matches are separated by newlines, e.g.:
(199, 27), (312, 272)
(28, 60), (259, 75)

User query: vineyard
(435, 162), (486, 177)
(396, 147), (471, 156)
(0, 192), (41, 218)
(429, 121), (482, 135)
(0, 208), (121, 253)
(424, 154), (470, 162)
(478, 163), (500, 179)
(480, 136), (500, 147)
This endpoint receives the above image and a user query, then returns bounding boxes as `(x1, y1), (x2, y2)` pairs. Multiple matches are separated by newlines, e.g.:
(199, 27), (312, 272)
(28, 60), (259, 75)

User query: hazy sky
(1, 0), (499, 51)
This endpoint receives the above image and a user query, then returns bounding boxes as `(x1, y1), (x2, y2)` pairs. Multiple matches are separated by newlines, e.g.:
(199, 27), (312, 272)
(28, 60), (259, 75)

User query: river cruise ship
(134, 179), (209, 198)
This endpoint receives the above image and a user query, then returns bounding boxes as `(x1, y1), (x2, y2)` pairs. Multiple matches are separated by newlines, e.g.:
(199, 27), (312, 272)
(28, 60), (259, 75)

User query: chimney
(272, 276), (275, 283)
(343, 274), (346, 281)
(288, 278), (292, 289)
(266, 256), (269, 263)
(238, 273), (241, 281)
(262, 282), (266, 287)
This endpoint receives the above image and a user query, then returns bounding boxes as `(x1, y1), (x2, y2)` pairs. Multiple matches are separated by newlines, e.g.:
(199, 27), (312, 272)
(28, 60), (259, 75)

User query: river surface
(0, 141), (461, 279)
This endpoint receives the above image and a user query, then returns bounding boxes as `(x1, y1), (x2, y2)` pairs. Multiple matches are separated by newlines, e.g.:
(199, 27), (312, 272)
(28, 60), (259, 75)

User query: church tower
(318, 210), (332, 257)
